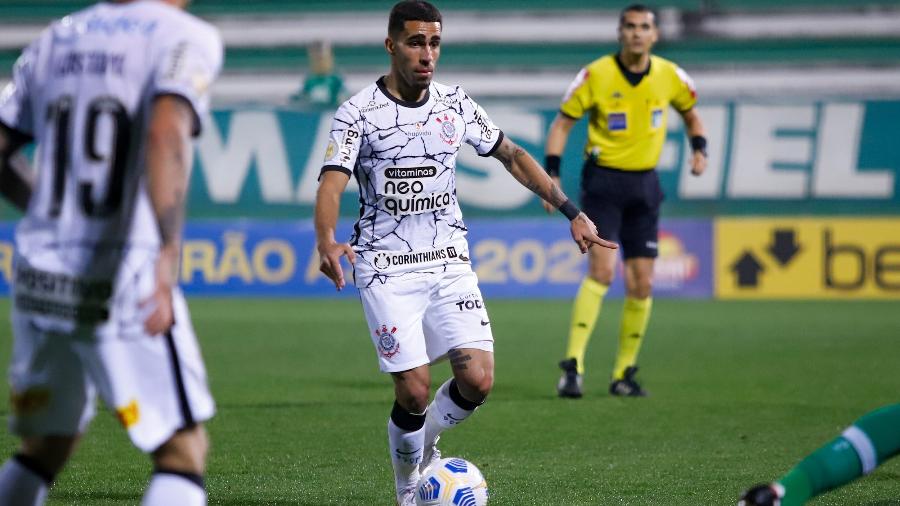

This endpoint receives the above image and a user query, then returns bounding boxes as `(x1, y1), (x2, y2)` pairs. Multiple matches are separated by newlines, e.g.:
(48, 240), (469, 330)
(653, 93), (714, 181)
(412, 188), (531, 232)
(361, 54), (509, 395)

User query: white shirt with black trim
(0, 1), (221, 329)
(321, 77), (503, 287)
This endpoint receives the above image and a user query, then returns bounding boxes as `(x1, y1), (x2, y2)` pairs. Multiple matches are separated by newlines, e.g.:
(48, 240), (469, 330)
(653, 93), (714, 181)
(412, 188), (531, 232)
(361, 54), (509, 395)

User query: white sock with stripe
(142, 471), (206, 506)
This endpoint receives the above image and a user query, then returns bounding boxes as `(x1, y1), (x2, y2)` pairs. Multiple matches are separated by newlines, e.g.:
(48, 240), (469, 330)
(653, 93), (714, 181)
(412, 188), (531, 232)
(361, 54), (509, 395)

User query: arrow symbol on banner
(732, 251), (764, 288)
(768, 229), (801, 266)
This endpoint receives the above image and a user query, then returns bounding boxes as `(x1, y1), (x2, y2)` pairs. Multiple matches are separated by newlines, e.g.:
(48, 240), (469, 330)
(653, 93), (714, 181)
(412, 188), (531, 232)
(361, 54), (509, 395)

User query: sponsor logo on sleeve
(324, 138), (337, 161)
(339, 128), (360, 164)
(471, 111), (493, 141)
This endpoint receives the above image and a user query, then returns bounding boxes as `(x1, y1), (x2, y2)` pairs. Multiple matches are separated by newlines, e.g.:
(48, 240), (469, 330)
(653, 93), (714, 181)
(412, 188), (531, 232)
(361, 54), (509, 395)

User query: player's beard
(403, 67), (433, 93)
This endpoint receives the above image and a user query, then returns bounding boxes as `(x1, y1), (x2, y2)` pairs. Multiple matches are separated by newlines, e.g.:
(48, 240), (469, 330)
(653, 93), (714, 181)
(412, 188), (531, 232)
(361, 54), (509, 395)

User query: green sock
(777, 403), (900, 505)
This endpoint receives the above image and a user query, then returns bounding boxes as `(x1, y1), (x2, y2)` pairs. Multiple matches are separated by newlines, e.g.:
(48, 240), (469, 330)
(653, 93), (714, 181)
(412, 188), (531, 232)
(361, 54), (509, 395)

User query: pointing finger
(329, 257), (345, 290)
(586, 232), (618, 250)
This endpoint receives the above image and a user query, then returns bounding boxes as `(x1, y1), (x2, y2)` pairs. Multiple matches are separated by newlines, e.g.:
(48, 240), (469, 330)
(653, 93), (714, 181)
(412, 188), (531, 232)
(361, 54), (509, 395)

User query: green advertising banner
(190, 99), (900, 218)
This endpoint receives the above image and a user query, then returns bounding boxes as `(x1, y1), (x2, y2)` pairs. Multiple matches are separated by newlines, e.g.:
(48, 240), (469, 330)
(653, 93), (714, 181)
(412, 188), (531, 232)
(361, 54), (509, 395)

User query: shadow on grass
(54, 491), (371, 506)
(212, 500), (371, 505)
(215, 398), (387, 411)
(52, 491), (139, 502)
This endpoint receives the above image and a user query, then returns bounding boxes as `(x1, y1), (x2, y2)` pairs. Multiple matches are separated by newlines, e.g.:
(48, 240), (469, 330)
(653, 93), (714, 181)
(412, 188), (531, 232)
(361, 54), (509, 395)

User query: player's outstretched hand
(570, 213), (618, 253)
(318, 241), (356, 291)
(690, 151), (707, 176)
(143, 246), (177, 335)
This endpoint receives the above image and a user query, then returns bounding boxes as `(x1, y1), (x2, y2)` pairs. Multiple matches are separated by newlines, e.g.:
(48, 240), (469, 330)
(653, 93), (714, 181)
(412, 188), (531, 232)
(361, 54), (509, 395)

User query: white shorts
(7, 288), (215, 453)
(359, 265), (494, 373)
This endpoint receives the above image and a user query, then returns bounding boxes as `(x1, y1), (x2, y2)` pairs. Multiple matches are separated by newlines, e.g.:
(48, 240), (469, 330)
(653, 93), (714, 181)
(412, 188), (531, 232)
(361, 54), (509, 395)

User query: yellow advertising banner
(716, 218), (900, 299)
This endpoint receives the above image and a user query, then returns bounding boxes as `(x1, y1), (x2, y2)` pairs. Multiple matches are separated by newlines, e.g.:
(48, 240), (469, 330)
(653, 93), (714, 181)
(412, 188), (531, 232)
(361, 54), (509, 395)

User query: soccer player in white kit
(0, 1), (221, 505)
(314, 2), (618, 504)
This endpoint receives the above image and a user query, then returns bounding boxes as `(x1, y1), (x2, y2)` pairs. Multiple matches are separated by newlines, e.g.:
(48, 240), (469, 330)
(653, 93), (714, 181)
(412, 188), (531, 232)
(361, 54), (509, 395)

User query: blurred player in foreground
(313, 1), (616, 504)
(0, 1), (221, 504)
(544, 3), (707, 398)
(739, 404), (900, 506)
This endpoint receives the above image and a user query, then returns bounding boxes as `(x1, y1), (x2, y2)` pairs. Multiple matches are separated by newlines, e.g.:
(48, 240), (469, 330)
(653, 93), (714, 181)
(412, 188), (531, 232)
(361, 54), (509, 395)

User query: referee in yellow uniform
(544, 4), (707, 398)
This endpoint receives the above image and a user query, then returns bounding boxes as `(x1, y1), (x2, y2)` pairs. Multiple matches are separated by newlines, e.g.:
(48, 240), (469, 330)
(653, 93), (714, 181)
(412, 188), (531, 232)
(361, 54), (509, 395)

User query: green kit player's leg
(739, 403), (900, 505)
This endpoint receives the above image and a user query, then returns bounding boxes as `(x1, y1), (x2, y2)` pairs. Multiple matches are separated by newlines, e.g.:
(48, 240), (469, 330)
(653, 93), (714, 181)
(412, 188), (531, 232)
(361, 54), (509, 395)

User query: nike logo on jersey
(378, 132), (393, 140)
(481, 320), (490, 326)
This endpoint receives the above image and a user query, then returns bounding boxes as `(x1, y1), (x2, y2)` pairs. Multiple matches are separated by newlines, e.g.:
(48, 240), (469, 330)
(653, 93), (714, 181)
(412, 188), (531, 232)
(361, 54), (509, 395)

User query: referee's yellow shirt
(560, 54), (697, 171)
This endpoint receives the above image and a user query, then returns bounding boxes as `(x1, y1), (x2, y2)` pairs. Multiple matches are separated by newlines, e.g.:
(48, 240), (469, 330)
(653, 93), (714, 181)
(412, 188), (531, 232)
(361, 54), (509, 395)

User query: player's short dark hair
(619, 4), (657, 27)
(388, 1), (442, 38)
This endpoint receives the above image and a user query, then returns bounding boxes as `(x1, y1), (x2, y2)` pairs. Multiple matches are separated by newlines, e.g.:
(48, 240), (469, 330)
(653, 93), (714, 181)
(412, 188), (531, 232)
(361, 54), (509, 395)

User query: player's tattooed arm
(0, 124), (34, 211)
(492, 136), (567, 207)
(143, 94), (195, 335)
(146, 96), (193, 253)
(493, 132), (617, 252)
(156, 190), (185, 248)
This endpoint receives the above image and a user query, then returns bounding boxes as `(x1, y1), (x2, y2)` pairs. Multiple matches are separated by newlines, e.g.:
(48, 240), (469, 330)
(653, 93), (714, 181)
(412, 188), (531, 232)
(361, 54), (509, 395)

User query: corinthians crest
(373, 252), (391, 270)
(375, 324), (400, 358)
(435, 113), (458, 145)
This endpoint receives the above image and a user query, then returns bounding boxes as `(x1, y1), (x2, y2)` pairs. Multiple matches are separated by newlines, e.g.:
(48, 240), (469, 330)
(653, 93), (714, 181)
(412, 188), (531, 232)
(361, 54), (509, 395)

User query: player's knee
(472, 371), (494, 401)
(397, 386), (430, 414)
(629, 278), (653, 299)
(392, 369), (431, 413)
(587, 268), (614, 285)
(403, 395), (430, 414)
(458, 371), (493, 404)
(152, 425), (208, 475)
(20, 435), (80, 477)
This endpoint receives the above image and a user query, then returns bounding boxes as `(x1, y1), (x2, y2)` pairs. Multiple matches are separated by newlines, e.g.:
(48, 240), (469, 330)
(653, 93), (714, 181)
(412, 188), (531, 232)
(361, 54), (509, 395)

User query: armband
(558, 199), (580, 221)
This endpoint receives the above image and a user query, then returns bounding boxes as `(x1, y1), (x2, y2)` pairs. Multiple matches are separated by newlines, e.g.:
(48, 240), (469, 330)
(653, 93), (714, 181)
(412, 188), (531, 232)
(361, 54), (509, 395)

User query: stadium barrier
(1, 217), (898, 299)
(184, 100), (898, 219)
(0, 98), (897, 299)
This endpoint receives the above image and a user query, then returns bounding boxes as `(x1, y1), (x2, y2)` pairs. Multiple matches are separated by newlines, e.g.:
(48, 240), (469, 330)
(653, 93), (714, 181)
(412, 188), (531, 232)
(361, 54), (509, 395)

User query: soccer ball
(415, 457), (488, 506)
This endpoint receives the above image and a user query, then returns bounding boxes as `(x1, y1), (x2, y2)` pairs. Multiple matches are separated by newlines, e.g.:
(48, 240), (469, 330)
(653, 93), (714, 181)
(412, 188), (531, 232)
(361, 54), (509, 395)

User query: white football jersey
(321, 78), (503, 287)
(0, 1), (222, 329)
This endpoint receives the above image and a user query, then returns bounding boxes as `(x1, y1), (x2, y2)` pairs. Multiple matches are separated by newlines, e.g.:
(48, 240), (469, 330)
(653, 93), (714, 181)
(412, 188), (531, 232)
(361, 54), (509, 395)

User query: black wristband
(558, 199), (580, 221)
(545, 155), (561, 177)
(690, 135), (708, 156)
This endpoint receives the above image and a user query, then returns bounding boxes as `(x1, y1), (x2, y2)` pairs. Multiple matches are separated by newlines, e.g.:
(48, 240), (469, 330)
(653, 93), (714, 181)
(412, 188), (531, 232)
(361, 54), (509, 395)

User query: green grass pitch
(0, 298), (898, 505)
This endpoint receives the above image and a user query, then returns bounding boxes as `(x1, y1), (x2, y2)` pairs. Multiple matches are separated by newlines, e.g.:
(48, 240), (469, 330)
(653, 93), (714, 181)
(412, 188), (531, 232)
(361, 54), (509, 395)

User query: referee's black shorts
(579, 162), (664, 259)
